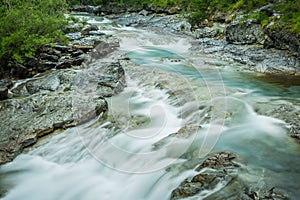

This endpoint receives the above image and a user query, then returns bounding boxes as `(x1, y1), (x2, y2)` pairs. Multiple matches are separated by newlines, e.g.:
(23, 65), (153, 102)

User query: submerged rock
(170, 152), (240, 200)
(170, 152), (289, 200)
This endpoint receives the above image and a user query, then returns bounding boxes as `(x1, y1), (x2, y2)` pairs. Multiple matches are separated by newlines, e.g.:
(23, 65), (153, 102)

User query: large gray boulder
(265, 28), (300, 57)
(226, 20), (265, 45)
(0, 61), (125, 165)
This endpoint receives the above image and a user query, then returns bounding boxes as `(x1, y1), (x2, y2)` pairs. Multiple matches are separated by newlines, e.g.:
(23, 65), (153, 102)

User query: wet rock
(0, 78), (13, 89)
(291, 126), (300, 140)
(139, 9), (149, 16)
(71, 54), (86, 66)
(95, 4), (126, 15)
(0, 92), (107, 165)
(86, 5), (96, 13)
(89, 41), (119, 60)
(38, 61), (56, 71)
(170, 152), (239, 200)
(56, 61), (72, 69)
(0, 87), (8, 100)
(81, 25), (99, 35)
(195, 152), (239, 171)
(166, 6), (181, 15)
(54, 45), (69, 53)
(66, 32), (83, 40)
(256, 103), (300, 140)
(205, 180), (289, 200)
(40, 53), (59, 62)
(11, 70), (76, 97)
(226, 20), (265, 45)
(170, 152), (289, 200)
(0, 59), (126, 165)
(71, 50), (84, 58)
(88, 31), (106, 36)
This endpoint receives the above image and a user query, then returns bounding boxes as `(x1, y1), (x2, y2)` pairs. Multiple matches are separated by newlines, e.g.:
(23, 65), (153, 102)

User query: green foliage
(67, 0), (104, 6)
(273, 0), (300, 35)
(0, 0), (68, 66)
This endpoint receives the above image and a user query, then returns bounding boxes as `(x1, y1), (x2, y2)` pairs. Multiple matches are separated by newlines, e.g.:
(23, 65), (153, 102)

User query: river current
(0, 14), (300, 199)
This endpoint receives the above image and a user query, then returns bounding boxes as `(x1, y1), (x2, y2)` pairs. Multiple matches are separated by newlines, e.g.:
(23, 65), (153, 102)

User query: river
(0, 14), (300, 200)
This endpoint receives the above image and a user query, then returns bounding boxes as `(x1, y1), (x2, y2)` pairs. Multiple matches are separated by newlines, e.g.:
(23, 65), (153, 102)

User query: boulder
(89, 41), (120, 60)
(81, 25), (99, 35)
(1, 61), (126, 165)
(54, 45), (69, 53)
(171, 152), (239, 200)
(265, 28), (300, 56)
(226, 20), (265, 45)
(0, 87), (8, 100)
(40, 53), (59, 62)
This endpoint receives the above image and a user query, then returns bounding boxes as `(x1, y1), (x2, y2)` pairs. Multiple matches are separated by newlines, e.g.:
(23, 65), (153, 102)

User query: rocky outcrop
(170, 152), (240, 200)
(264, 28), (300, 57)
(191, 37), (300, 73)
(225, 20), (300, 58)
(70, 4), (181, 16)
(0, 60), (125, 165)
(170, 152), (289, 200)
(5, 45), (86, 80)
(225, 20), (265, 45)
(255, 102), (300, 141)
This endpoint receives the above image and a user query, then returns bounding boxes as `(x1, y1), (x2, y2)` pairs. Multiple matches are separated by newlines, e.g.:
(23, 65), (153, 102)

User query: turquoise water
(126, 44), (300, 198)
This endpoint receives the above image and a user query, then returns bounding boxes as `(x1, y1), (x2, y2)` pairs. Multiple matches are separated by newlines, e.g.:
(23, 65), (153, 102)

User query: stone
(225, 20), (265, 45)
(89, 42), (118, 59)
(38, 61), (56, 72)
(170, 152), (289, 199)
(54, 45), (69, 53)
(1, 59), (126, 165)
(196, 152), (239, 171)
(265, 28), (300, 56)
(56, 61), (72, 69)
(170, 152), (239, 200)
(81, 25), (99, 35)
(40, 53), (59, 62)
(71, 54), (85, 66)
(0, 87), (8, 100)
(11, 63), (30, 79)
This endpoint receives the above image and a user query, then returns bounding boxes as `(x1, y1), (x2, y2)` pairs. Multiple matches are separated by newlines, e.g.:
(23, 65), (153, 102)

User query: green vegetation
(272, 0), (300, 36)
(67, 0), (104, 6)
(1, 0), (299, 68)
(0, 0), (68, 66)
(69, 0), (299, 36)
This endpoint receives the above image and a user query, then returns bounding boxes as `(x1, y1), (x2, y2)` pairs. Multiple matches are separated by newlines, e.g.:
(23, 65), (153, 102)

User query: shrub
(0, 0), (68, 67)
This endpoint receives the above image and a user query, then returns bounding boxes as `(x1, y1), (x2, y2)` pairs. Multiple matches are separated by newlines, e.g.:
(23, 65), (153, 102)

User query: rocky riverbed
(0, 10), (299, 200)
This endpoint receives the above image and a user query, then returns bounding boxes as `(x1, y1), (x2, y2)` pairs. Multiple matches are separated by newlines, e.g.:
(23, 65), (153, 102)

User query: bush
(0, 0), (68, 66)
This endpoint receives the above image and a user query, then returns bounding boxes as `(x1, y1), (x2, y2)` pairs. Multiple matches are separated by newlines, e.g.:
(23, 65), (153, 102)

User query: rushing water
(1, 14), (300, 200)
